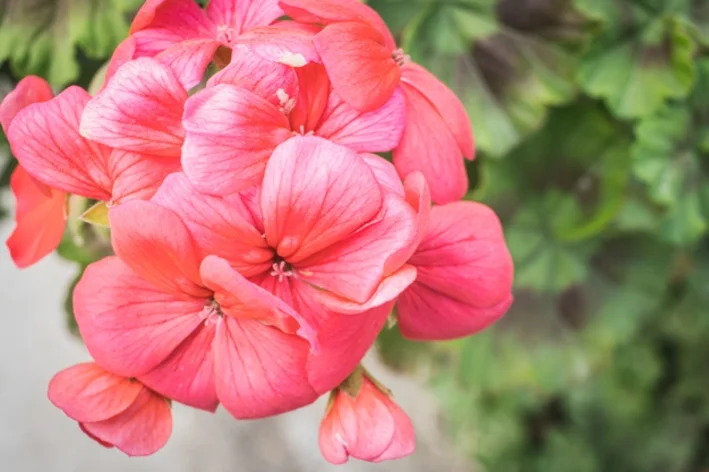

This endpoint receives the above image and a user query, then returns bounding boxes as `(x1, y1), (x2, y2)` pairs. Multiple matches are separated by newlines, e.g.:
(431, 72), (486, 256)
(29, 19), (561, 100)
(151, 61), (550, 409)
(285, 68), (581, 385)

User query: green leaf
(0, 0), (133, 86)
(575, 2), (697, 119)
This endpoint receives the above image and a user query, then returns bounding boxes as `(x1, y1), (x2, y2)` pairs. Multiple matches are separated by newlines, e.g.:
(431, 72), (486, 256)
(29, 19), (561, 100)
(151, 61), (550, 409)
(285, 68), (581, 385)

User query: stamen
(392, 48), (410, 67)
(200, 299), (223, 326)
(270, 260), (294, 282)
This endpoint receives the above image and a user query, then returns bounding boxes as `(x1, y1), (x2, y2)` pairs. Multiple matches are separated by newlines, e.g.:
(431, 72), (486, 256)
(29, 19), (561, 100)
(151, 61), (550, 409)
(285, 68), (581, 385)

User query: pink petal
(296, 194), (416, 303)
(152, 173), (272, 277)
(207, 0), (283, 35)
(213, 316), (317, 419)
(208, 45), (299, 110)
(316, 87), (405, 153)
(81, 389), (172, 457)
(402, 62), (474, 159)
(8, 87), (112, 200)
(102, 37), (138, 90)
(109, 150), (181, 203)
(314, 22), (399, 112)
(156, 39), (221, 90)
(289, 63), (330, 132)
(0, 76), (53, 133)
(235, 22), (321, 66)
(81, 58), (187, 158)
(201, 255), (316, 344)
(261, 136), (383, 263)
(394, 83), (467, 204)
(6, 166), (66, 268)
(360, 153), (405, 197)
(74, 257), (208, 377)
(109, 200), (209, 297)
(48, 363), (143, 423)
(279, 0), (396, 50)
(181, 84), (291, 195)
(139, 323), (218, 412)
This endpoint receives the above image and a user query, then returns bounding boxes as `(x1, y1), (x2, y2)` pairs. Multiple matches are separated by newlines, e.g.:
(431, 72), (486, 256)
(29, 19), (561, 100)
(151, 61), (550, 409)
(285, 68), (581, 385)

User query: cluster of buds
(2, 0), (514, 463)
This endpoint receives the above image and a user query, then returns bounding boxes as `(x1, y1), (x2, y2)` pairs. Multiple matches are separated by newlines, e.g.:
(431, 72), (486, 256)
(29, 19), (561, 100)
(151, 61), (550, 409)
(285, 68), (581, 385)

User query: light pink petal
(182, 84), (291, 195)
(262, 136), (383, 263)
(139, 323), (218, 412)
(398, 283), (513, 341)
(370, 392), (416, 462)
(296, 194), (416, 303)
(0, 75), (53, 133)
(48, 363), (143, 423)
(156, 39), (221, 90)
(7, 166), (66, 268)
(81, 58), (187, 157)
(81, 389), (172, 457)
(214, 316), (317, 419)
(74, 257), (207, 377)
(316, 87), (405, 153)
(289, 63), (330, 132)
(360, 153), (405, 197)
(394, 83), (467, 204)
(152, 173), (272, 276)
(208, 45), (299, 110)
(235, 22), (321, 66)
(201, 255), (316, 344)
(109, 150), (181, 203)
(130, 0), (215, 56)
(109, 200), (209, 297)
(8, 87), (112, 200)
(401, 62), (474, 159)
(279, 0), (396, 50)
(314, 22), (399, 112)
(207, 0), (283, 35)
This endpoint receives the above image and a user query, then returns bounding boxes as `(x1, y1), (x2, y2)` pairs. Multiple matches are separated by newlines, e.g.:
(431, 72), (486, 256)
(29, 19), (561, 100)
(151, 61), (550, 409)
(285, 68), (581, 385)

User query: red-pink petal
(0, 76), (53, 133)
(48, 363), (143, 423)
(360, 153), (405, 197)
(261, 136), (383, 263)
(213, 316), (317, 419)
(182, 84), (291, 195)
(74, 257), (208, 377)
(109, 200), (209, 297)
(102, 37), (138, 90)
(6, 166), (66, 268)
(316, 87), (405, 153)
(207, 0), (283, 35)
(8, 87), (112, 200)
(81, 389), (172, 457)
(81, 58), (187, 157)
(156, 39), (221, 90)
(109, 150), (181, 203)
(289, 63), (330, 132)
(394, 83), (468, 204)
(207, 45), (299, 110)
(314, 22), (399, 112)
(401, 63), (474, 159)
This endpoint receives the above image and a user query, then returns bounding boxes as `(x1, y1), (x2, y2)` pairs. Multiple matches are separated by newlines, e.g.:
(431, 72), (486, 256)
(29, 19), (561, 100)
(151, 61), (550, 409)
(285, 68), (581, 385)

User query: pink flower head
(279, 0), (474, 204)
(398, 201), (514, 340)
(48, 362), (172, 456)
(74, 199), (322, 418)
(0, 76), (67, 268)
(319, 367), (415, 464)
(180, 47), (405, 195)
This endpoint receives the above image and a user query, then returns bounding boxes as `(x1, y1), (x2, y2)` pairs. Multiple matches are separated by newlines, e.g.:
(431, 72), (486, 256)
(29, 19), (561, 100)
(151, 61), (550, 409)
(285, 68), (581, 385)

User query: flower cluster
(2, 0), (514, 463)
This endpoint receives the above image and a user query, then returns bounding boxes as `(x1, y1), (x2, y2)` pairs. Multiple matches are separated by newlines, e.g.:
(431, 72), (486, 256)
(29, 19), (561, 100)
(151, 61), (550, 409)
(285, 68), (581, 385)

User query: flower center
(216, 25), (237, 45)
(392, 48), (410, 67)
(270, 259), (294, 282)
(200, 299), (223, 326)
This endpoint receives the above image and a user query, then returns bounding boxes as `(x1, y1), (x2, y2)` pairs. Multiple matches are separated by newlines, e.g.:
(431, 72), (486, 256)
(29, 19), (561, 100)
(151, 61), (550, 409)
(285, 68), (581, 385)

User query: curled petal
(290, 63), (330, 132)
(0, 75), (53, 133)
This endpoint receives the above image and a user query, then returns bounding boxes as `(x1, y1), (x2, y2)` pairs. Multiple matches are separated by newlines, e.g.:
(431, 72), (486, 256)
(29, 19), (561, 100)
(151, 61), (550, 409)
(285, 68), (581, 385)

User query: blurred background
(1, 0), (709, 471)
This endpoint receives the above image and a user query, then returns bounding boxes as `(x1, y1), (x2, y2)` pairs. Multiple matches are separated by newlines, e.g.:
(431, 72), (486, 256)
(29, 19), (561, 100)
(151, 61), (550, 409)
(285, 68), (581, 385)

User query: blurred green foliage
(371, 0), (709, 470)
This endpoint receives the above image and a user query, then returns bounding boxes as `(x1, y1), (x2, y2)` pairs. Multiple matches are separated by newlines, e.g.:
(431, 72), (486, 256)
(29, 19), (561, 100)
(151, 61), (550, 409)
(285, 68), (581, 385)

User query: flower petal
(0, 75), (53, 133)
(289, 63), (330, 132)
(109, 150), (181, 203)
(394, 83), (468, 204)
(360, 153), (405, 197)
(316, 87), (405, 153)
(235, 22), (321, 66)
(74, 257), (207, 377)
(261, 136), (383, 263)
(213, 316), (317, 419)
(81, 57), (187, 157)
(314, 22), (399, 112)
(207, 0), (283, 34)
(8, 87), (112, 200)
(182, 84), (291, 195)
(156, 39), (221, 90)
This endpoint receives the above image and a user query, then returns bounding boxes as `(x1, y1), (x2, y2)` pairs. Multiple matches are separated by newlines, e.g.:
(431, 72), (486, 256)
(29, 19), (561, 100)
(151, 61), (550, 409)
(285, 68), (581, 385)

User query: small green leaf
(80, 200), (110, 227)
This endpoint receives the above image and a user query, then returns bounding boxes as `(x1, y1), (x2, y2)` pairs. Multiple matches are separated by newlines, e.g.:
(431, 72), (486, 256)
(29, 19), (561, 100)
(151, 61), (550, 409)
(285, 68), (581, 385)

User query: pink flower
(0, 76), (67, 268)
(151, 136), (418, 392)
(280, 0), (475, 204)
(73, 199), (320, 418)
(398, 201), (514, 340)
(319, 368), (415, 464)
(48, 362), (172, 456)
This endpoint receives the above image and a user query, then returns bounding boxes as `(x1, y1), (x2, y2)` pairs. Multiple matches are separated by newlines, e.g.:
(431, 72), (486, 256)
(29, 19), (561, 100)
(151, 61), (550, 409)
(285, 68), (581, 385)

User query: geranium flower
(48, 362), (172, 456)
(0, 76), (66, 268)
